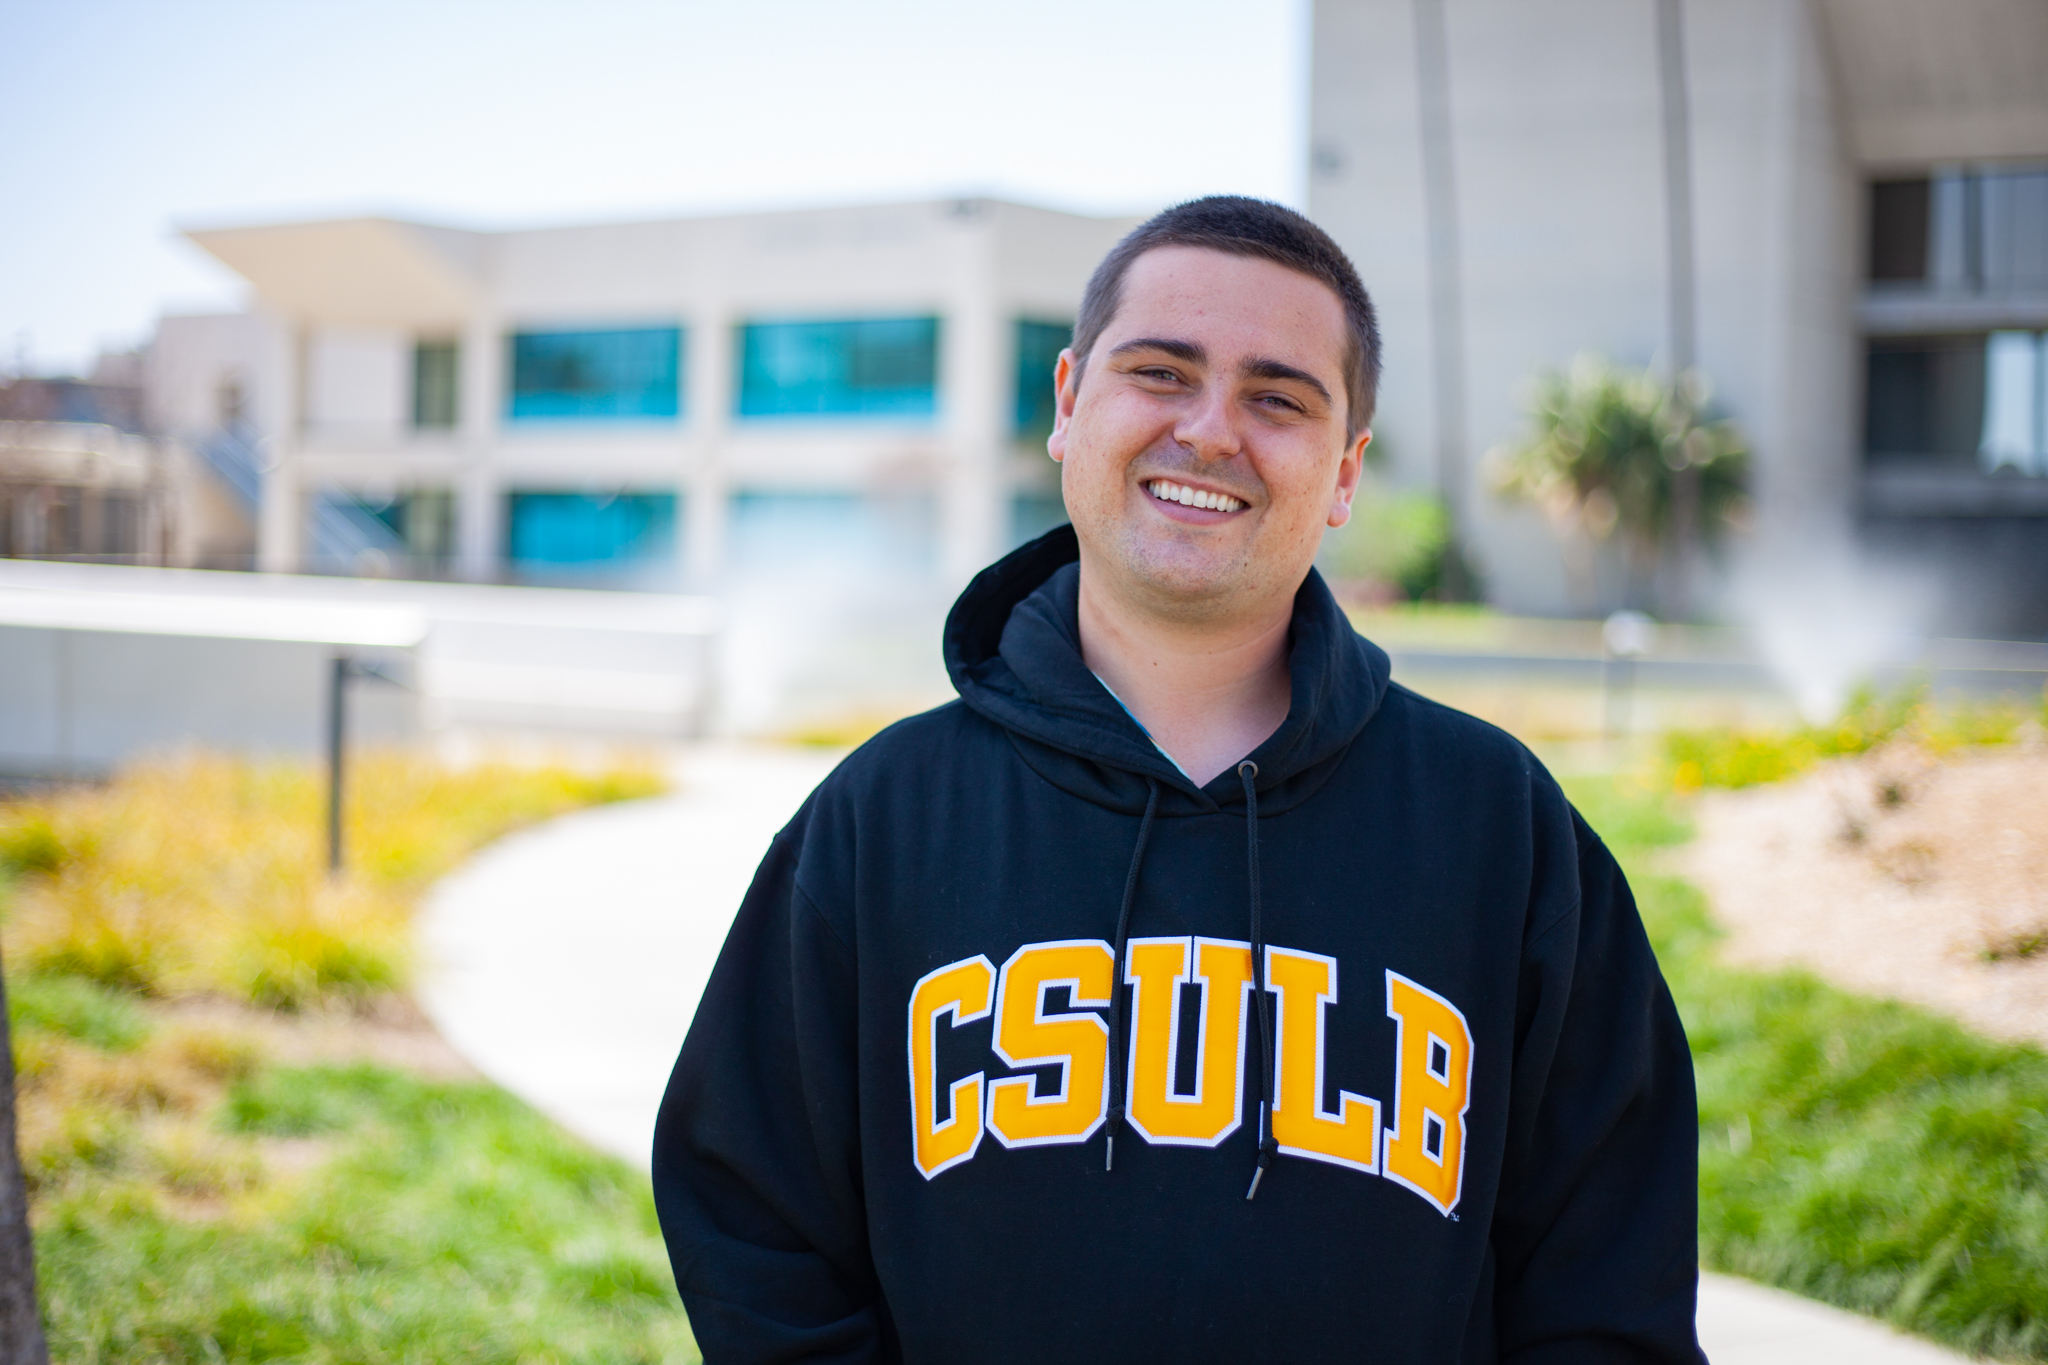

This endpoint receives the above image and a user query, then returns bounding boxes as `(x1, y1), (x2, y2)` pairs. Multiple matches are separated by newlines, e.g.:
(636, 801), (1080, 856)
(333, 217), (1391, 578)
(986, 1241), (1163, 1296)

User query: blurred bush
(0, 751), (663, 1007)
(1318, 477), (1450, 602)
(1664, 682), (2045, 792)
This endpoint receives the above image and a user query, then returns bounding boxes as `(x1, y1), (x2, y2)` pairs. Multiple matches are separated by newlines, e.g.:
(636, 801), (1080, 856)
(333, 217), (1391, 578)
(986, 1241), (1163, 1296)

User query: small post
(1602, 611), (1657, 743)
(327, 652), (348, 874)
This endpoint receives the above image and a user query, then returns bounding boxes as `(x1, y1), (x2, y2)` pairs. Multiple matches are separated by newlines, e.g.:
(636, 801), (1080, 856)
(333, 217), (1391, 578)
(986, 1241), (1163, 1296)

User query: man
(653, 196), (1704, 1363)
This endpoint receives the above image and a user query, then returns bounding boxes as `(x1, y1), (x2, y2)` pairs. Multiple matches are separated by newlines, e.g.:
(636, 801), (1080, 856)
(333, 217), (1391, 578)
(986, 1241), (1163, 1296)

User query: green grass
(8, 970), (150, 1052)
(34, 1059), (694, 1364)
(1569, 774), (2048, 1360)
(2, 750), (696, 1363)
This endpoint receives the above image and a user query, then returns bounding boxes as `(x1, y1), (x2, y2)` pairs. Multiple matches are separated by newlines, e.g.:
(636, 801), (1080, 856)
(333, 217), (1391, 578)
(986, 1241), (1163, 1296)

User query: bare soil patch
(154, 991), (479, 1080)
(1685, 737), (2048, 1048)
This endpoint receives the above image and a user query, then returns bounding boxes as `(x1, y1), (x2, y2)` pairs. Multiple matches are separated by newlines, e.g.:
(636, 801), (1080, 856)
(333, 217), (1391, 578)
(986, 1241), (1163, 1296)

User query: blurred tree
(1488, 354), (1748, 616)
(0, 949), (49, 1365)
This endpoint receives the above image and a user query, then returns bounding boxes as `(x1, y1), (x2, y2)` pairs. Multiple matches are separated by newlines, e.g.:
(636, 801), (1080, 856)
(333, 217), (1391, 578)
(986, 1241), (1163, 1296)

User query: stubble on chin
(1100, 521), (1264, 625)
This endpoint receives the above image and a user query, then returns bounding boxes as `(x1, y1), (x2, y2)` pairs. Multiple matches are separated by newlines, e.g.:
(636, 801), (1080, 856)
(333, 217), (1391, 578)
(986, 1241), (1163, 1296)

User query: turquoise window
(507, 328), (681, 421)
(737, 318), (938, 418)
(505, 491), (677, 570)
(1014, 320), (1072, 438)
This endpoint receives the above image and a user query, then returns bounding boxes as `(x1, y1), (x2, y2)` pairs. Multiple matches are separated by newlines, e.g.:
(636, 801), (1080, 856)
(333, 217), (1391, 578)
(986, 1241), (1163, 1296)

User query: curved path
(419, 744), (840, 1165)
(418, 743), (1965, 1365)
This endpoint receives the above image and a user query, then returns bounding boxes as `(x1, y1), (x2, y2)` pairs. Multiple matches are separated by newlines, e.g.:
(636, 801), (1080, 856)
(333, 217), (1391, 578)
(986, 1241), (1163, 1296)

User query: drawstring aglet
(1245, 1101), (1275, 1200)
(1105, 1132), (1115, 1172)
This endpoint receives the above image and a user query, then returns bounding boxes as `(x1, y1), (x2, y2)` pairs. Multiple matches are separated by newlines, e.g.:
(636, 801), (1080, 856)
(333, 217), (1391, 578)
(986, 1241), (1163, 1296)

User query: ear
(1046, 348), (1080, 463)
(1327, 428), (1370, 529)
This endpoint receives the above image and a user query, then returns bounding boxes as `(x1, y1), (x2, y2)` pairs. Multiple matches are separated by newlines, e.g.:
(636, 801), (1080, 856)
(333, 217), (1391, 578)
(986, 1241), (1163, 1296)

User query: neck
(1075, 563), (1295, 788)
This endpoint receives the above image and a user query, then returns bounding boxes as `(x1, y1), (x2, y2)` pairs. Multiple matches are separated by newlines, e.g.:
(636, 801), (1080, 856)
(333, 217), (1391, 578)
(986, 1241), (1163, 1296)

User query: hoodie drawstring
(1239, 760), (1279, 1199)
(1102, 767), (1276, 1199)
(1104, 778), (1160, 1172)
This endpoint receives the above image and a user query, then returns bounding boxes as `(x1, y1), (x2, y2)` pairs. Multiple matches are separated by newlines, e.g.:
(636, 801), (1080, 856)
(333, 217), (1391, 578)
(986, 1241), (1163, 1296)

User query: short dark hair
(1071, 196), (1381, 439)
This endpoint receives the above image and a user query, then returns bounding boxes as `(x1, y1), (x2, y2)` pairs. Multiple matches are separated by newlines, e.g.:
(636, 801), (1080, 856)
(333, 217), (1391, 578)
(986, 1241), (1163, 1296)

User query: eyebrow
(1108, 337), (1206, 365)
(1243, 358), (1333, 407)
(1109, 337), (1334, 408)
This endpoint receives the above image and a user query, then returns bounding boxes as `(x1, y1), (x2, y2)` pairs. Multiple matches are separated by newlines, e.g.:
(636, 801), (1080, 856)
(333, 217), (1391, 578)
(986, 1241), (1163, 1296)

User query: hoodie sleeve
(651, 815), (887, 1364)
(1489, 805), (1705, 1365)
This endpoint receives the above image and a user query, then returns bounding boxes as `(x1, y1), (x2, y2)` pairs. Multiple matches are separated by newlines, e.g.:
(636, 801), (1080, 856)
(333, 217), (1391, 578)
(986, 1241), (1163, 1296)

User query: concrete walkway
(417, 744), (1971, 1364)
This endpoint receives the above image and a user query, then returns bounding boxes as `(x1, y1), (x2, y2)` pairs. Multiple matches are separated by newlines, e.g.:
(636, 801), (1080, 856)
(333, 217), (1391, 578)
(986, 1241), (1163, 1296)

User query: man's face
(1048, 246), (1369, 622)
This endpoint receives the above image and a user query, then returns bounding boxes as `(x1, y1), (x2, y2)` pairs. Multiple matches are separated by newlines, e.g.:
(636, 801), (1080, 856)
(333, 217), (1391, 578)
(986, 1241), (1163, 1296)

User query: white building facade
(148, 199), (1136, 593)
(1310, 0), (2048, 632)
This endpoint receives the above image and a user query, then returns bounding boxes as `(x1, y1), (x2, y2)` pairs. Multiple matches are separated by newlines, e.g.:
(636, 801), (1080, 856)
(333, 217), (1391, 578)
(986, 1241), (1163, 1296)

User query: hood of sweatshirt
(943, 524), (1392, 818)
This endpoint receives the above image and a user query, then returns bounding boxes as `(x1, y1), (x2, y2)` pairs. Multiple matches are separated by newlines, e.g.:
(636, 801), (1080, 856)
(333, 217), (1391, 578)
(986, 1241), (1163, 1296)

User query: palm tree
(1489, 354), (1748, 615)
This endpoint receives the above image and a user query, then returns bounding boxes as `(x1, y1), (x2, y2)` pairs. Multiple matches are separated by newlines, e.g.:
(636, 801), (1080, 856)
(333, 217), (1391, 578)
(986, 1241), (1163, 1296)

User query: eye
(1135, 365), (1183, 383)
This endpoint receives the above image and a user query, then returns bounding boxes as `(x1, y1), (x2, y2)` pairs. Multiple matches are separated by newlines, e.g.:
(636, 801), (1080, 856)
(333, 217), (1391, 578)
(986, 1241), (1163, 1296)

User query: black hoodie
(653, 528), (1704, 1364)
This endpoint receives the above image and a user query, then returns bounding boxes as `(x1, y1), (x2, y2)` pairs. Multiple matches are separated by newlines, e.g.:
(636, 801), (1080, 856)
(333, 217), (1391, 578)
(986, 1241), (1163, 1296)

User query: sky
(0, 0), (1310, 374)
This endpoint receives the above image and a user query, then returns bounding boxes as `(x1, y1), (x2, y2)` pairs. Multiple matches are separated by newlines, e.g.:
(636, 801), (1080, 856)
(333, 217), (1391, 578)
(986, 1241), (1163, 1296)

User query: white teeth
(1149, 480), (1241, 513)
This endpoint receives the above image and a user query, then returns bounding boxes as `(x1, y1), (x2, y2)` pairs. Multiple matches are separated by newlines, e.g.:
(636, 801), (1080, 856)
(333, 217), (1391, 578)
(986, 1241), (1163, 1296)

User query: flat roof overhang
(182, 218), (485, 329)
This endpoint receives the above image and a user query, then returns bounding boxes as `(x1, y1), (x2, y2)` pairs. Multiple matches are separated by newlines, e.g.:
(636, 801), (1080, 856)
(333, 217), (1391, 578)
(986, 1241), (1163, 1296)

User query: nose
(1172, 381), (1243, 463)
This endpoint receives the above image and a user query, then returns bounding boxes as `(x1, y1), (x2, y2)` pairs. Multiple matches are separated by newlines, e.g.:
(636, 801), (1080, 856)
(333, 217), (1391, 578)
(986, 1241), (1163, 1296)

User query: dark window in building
(101, 493), (142, 558)
(1978, 167), (2048, 293)
(505, 490), (678, 572)
(1869, 178), (1931, 283)
(413, 341), (460, 428)
(1014, 319), (1072, 438)
(507, 328), (682, 421)
(736, 318), (939, 418)
(309, 487), (457, 575)
(1865, 334), (1987, 461)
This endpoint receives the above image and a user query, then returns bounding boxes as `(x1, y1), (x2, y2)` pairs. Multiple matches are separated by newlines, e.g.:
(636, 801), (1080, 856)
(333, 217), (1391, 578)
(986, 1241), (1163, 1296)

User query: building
(1310, 0), (2048, 632)
(1, 348), (255, 571)
(147, 199), (1136, 593)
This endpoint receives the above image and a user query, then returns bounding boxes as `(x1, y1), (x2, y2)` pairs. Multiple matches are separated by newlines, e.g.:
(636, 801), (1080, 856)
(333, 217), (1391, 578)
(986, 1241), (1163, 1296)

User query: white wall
(0, 627), (416, 777)
(146, 310), (290, 437)
(304, 325), (409, 441)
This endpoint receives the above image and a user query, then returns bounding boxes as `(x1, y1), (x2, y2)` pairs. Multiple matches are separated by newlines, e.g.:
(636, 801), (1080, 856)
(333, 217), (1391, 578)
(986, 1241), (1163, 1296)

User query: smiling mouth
(1145, 479), (1246, 513)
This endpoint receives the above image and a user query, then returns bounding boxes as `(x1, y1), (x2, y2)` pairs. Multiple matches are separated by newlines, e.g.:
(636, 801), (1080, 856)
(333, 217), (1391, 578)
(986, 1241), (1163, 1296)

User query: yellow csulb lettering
(1267, 946), (1381, 1173)
(1383, 969), (1474, 1215)
(987, 939), (1115, 1148)
(906, 955), (996, 1179)
(1124, 936), (1254, 1147)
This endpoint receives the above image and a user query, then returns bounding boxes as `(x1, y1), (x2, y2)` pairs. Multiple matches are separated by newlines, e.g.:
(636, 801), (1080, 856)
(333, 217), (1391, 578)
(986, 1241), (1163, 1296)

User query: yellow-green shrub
(0, 750), (663, 1007)
(1664, 682), (2043, 791)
